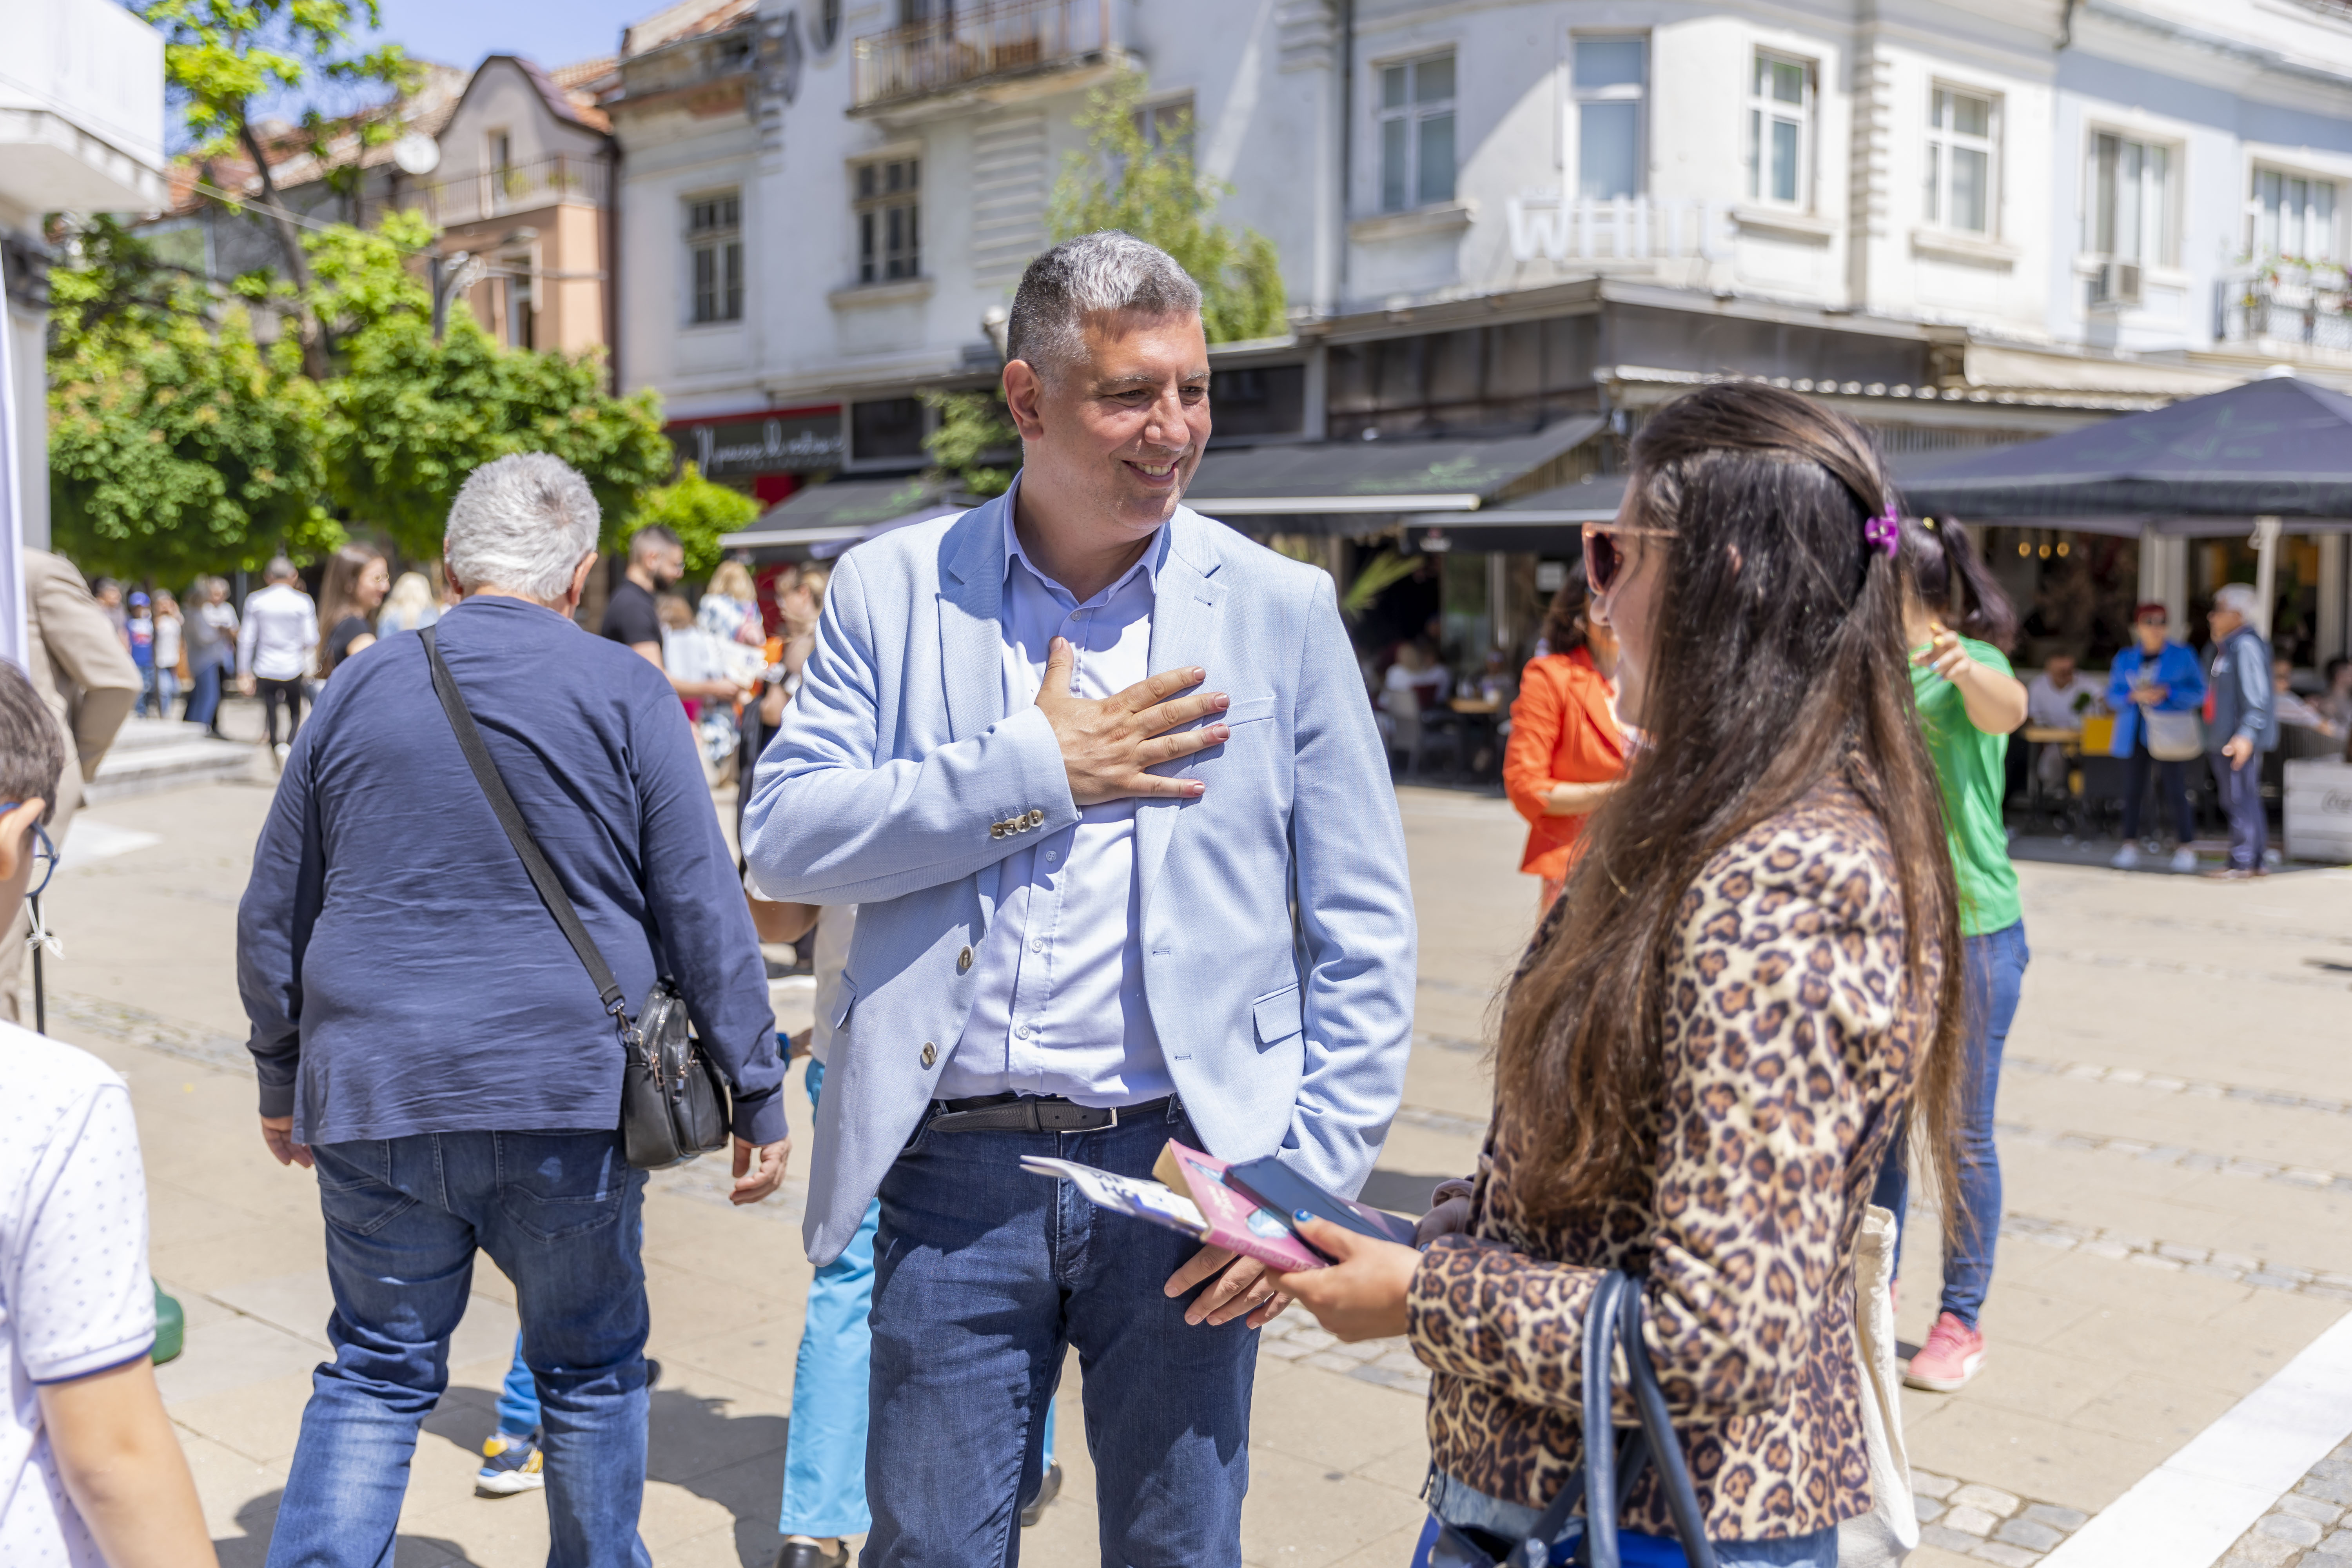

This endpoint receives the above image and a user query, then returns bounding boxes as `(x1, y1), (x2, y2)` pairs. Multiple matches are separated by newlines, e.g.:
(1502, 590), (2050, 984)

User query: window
(501, 258), (534, 348)
(1746, 53), (1813, 208)
(1136, 95), (1194, 155)
(687, 192), (744, 324)
(2252, 169), (2340, 262)
(2090, 132), (2175, 265)
(1571, 38), (1646, 200)
(1378, 53), (1455, 212)
(855, 157), (921, 283)
(814, 0), (842, 50)
(851, 397), (926, 461)
(1926, 86), (1996, 234)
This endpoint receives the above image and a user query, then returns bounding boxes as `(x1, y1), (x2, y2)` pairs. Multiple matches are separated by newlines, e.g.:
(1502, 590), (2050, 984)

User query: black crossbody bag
(1423, 1272), (1720, 1568)
(423, 627), (730, 1170)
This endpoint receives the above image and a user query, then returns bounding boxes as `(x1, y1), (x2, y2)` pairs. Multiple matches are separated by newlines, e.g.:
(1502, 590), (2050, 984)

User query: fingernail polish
(1294, 1209), (1313, 1223)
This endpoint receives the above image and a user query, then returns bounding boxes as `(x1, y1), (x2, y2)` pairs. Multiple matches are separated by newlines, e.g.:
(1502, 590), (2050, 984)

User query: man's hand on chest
(1034, 635), (1230, 806)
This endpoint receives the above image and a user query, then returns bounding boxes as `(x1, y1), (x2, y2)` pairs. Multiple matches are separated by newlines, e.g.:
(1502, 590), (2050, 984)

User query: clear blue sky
(360, 0), (652, 71)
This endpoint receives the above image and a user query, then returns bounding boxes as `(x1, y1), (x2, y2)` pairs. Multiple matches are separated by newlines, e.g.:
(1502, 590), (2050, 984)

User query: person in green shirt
(1872, 514), (2030, 1397)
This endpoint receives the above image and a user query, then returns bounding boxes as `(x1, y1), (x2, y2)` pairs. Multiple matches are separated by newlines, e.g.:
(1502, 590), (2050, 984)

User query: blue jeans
(1871, 918), (2030, 1327)
(267, 1130), (653, 1568)
(495, 1335), (539, 1437)
(2211, 750), (2268, 870)
(864, 1098), (1253, 1566)
(782, 1058), (880, 1538)
(185, 660), (225, 730)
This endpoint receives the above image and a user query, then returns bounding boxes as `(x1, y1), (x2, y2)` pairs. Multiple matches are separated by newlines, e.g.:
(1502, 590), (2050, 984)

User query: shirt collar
(999, 472), (1170, 604)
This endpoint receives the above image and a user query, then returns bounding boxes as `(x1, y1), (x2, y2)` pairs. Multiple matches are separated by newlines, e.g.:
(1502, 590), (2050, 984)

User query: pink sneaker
(1905, 1311), (1985, 1392)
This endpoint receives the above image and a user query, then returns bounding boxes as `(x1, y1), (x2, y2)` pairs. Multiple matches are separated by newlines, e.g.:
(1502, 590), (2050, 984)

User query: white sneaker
(273, 742), (290, 763)
(2110, 843), (2141, 870)
(2169, 846), (2198, 874)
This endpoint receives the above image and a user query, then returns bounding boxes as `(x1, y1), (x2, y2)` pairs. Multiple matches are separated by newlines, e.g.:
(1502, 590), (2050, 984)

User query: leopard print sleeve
(1404, 800), (1906, 1434)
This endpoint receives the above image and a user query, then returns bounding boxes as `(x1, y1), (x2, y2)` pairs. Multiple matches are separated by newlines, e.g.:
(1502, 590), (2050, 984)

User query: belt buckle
(1105, 1105), (1118, 1129)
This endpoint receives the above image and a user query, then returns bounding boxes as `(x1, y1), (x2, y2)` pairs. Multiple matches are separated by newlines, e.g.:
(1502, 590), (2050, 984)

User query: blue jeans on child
(267, 1129), (653, 1568)
(1869, 918), (2030, 1326)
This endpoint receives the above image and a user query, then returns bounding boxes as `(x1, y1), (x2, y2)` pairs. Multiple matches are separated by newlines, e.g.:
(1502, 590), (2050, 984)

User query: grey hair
(263, 557), (298, 583)
(2212, 582), (2261, 620)
(444, 453), (602, 603)
(1006, 230), (1202, 382)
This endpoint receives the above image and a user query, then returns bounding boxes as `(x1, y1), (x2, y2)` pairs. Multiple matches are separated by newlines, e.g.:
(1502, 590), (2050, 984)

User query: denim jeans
(1871, 919), (2030, 1327)
(864, 1097), (1255, 1566)
(185, 660), (225, 730)
(495, 1334), (539, 1437)
(2211, 750), (2268, 871)
(266, 1129), (652, 1568)
(782, 1058), (880, 1538)
(2122, 736), (2194, 844)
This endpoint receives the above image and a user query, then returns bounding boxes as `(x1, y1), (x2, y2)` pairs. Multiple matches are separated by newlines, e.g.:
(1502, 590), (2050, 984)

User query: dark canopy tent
(1183, 418), (1603, 536)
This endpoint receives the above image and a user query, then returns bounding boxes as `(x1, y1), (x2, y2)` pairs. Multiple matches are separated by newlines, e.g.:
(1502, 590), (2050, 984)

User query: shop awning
(720, 476), (961, 558)
(1185, 418), (1603, 532)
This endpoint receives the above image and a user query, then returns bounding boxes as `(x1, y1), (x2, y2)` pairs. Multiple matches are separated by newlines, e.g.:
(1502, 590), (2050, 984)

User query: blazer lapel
(1136, 511), (1223, 915)
(937, 497), (1009, 744)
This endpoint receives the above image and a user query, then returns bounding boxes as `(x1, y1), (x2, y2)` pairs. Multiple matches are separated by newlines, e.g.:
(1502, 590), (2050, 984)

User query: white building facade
(611, 0), (2352, 665)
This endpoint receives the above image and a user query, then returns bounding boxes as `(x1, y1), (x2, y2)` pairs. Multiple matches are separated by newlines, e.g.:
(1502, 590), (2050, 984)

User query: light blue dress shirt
(938, 501), (1173, 1107)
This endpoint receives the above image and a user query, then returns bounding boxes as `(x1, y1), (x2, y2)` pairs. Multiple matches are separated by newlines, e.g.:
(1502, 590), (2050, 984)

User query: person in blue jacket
(2105, 601), (2207, 872)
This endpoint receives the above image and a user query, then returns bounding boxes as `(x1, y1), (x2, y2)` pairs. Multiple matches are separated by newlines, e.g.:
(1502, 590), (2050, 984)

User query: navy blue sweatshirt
(237, 594), (783, 1146)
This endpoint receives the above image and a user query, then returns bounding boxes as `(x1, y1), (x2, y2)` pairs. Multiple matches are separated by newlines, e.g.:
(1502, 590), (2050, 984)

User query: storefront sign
(672, 411), (845, 478)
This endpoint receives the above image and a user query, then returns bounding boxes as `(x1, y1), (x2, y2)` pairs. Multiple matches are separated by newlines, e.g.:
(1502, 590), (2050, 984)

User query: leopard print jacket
(1405, 779), (1935, 1540)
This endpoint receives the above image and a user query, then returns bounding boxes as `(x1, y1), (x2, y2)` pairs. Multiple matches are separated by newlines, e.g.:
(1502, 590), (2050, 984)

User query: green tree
(1046, 71), (1287, 344)
(136, 0), (418, 374)
(920, 389), (1017, 501)
(634, 463), (761, 575)
(46, 220), (335, 581)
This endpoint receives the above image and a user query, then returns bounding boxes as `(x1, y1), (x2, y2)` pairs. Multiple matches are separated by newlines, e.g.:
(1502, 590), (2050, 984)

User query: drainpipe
(1336, 0), (1354, 310)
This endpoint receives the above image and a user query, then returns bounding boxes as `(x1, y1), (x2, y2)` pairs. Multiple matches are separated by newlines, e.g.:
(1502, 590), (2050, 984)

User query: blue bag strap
(1614, 1274), (1722, 1568)
(1579, 1273), (1626, 1568)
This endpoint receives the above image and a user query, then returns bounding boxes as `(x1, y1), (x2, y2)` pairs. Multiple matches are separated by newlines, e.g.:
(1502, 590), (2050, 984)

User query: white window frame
(1745, 51), (1816, 211)
(684, 190), (744, 325)
(1376, 50), (1457, 214)
(1924, 83), (2000, 236)
(2086, 130), (2179, 269)
(2249, 164), (2342, 264)
(1568, 35), (1648, 201)
(851, 154), (922, 285)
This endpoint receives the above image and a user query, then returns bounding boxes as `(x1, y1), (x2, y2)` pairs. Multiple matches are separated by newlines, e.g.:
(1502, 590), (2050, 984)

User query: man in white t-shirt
(2024, 653), (2094, 792)
(0, 662), (210, 1566)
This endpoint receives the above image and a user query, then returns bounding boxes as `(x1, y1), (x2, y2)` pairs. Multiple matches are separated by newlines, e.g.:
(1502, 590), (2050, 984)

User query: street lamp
(429, 250), (486, 341)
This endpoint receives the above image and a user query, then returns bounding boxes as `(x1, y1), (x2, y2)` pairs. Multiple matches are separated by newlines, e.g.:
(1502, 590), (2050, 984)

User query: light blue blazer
(742, 494), (1417, 1263)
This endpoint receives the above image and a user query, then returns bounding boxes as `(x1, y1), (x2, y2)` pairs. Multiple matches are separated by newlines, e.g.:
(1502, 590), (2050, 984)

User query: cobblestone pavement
(2220, 1442), (2352, 1568)
(33, 742), (2352, 1567)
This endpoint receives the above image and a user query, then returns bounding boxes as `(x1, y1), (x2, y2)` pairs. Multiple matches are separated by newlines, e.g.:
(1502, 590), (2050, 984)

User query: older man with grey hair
(2203, 581), (2279, 878)
(237, 452), (788, 1568)
(744, 232), (1414, 1560)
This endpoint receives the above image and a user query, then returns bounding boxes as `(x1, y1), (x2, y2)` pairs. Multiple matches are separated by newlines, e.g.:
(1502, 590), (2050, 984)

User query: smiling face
(1592, 488), (1668, 728)
(1005, 309), (1212, 546)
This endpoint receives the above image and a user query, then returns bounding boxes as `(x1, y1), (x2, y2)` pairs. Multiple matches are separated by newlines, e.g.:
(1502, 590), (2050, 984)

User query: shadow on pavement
(214, 1490), (485, 1568)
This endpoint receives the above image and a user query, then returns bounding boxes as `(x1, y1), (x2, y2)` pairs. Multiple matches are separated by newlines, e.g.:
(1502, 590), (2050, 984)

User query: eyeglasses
(0, 806), (56, 901)
(1582, 523), (1675, 595)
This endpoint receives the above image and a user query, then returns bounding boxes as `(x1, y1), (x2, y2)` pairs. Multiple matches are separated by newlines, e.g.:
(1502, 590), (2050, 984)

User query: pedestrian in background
(151, 591), (184, 721)
(604, 525), (750, 711)
(2024, 650), (2094, 795)
(237, 452), (789, 1568)
(2274, 657), (2344, 748)
(1272, 384), (1964, 1565)
(1875, 512), (2029, 1394)
(238, 558), (319, 762)
(92, 578), (128, 650)
(125, 592), (156, 717)
(317, 544), (390, 679)
(1501, 560), (1626, 914)
(376, 570), (441, 637)
(2203, 582), (2278, 879)
(0, 664), (215, 1568)
(183, 577), (238, 737)
(2105, 603), (2206, 872)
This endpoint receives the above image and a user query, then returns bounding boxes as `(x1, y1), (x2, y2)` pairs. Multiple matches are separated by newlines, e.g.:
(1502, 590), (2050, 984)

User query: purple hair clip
(1864, 506), (1900, 558)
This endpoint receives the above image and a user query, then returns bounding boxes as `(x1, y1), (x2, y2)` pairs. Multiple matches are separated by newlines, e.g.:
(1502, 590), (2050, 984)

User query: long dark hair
(1496, 384), (1965, 1223)
(1897, 514), (2017, 650)
(1537, 559), (1593, 657)
(317, 543), (385, 675)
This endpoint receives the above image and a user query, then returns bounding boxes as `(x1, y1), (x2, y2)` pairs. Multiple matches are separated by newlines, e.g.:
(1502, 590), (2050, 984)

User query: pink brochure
(1017, 1140), (1327, 1274)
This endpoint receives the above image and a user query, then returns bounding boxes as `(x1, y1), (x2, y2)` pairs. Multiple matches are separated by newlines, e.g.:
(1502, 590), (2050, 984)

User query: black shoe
(1019, 1461), (1063, 1527)
(773, 1544), (847, 1568)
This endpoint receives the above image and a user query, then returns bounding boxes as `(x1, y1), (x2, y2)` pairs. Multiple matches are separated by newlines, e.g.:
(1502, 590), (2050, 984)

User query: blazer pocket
(829, 973), (859, 1031)
(1252, 982), (1303, 1046)
(1225, 697), (1276, 727)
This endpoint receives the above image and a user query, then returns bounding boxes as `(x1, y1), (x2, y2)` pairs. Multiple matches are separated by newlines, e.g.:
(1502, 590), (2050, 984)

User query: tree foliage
(633, 463), (762, 576)
(920, 389), (1017, 501)
(1047, 71), (1288, 345)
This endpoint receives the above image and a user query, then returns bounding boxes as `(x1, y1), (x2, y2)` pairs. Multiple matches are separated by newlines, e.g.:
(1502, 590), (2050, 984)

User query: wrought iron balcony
(2220, 261), (2352, 355)
(851, 0), (1114, 112)
(415, 154), (610, 229)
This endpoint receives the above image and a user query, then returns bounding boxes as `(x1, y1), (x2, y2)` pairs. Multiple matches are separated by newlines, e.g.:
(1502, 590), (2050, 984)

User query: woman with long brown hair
(1272, 383), (1965, 1563)
(1502, 560), (1627, 914)
(316, 543), (390, 679)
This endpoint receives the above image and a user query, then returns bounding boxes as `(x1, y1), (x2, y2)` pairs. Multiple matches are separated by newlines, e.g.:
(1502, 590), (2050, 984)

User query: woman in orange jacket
(1502, 561), (1628, 912)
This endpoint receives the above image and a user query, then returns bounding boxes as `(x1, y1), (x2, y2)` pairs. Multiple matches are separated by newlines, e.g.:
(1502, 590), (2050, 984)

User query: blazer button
(990, 823), (1005, 838)
(957, 945), (973, 973)
(1027, 808), (1044, 828)
(920, 1042), (937, 1068)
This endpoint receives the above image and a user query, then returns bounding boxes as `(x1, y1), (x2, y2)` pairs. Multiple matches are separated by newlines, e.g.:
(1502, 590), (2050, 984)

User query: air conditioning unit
(2091, 260), (2143, 310)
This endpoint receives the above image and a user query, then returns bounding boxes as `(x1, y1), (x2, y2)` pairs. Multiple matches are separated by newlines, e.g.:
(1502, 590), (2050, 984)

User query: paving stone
(2156, 1243), (2209, 1263)
(2316, 1529), (2352, 1557)
(2023, 1503), (2092, 1531)
(2305, 1476), (2352, 1508)
(1943, 1504), (1999, 1536)
(2129, 1253), (2184, 1271)
(2081, 1240), (2134, 1260)
(1996, 1517), (2065, 1551)
(1922, 1525), (1987, 1553)
(2227, 1530), (2302, 1567)
(1917, 1498), (1947, 1524)
(1911, 1472), (1958, 1501)
(2261, 1514), (2327, 1547)
(1952, 1485), (2023, 1518)
(1972, 1544), (2041, 1568)
(2279, 1495), (2343, 1527)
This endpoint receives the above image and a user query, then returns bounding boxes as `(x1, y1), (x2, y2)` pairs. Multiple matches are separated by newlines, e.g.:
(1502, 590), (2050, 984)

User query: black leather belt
(927, 1093), (1172, 1135)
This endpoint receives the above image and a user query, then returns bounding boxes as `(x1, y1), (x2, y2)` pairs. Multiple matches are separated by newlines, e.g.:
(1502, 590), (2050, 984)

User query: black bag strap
(422, 626), (628, 1020)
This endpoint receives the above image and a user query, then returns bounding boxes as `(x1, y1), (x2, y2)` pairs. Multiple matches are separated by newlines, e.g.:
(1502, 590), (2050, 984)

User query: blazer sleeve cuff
(257, 1080), (296, 1118)
(730, 1084), (788, 1145)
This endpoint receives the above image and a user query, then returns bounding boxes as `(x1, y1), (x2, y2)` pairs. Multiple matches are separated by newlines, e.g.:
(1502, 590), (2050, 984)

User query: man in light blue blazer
(741, 232), (1415, 1564)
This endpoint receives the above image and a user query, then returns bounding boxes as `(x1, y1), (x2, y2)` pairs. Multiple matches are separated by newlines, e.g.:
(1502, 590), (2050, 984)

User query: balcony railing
(2220, 260), (2352, 355)
(1504, 196), (1731, 265)
(852, 0), (1111, 111)
(414, 154), (609, 229)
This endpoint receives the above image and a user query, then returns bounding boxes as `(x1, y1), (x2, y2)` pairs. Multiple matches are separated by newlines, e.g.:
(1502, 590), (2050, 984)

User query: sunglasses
(1581, 524), (1675, 595)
